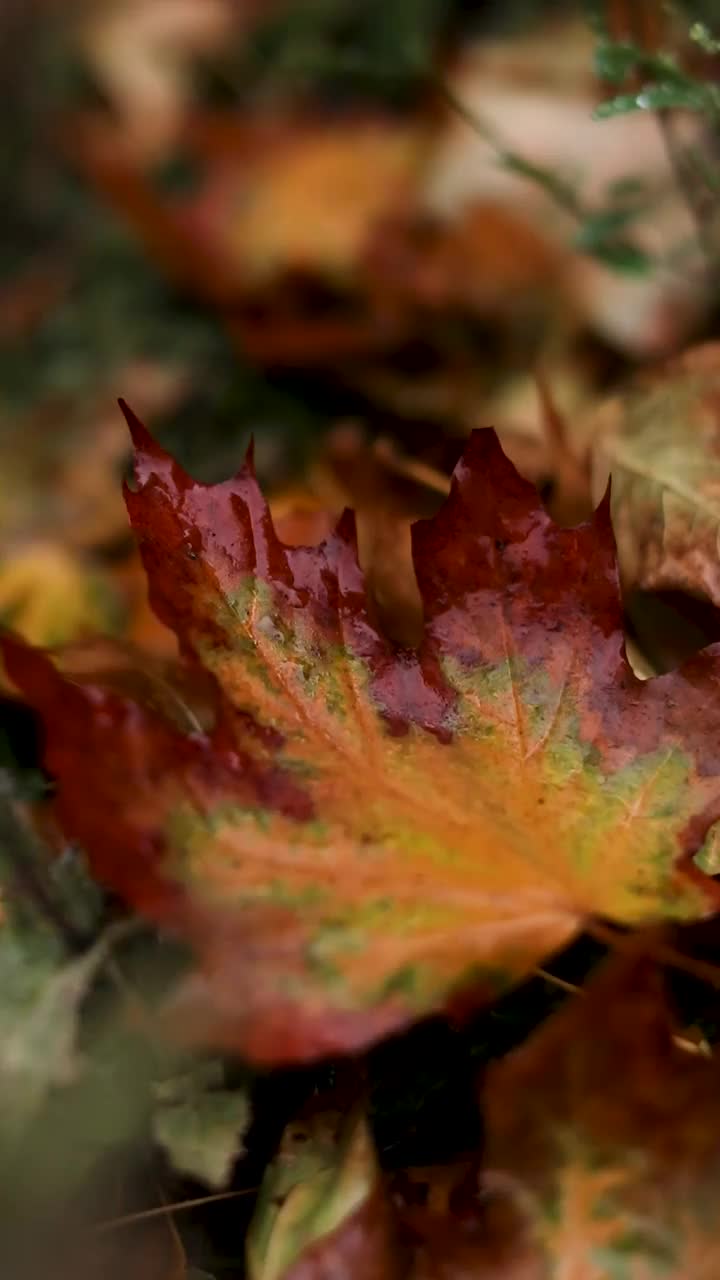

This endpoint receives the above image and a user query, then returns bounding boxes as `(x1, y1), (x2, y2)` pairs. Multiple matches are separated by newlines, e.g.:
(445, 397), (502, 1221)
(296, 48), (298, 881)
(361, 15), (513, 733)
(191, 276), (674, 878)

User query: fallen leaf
(592, 342), (720, 608)
(0, 542), (125, 651)
(153, 1062), (250, 1188)
(50, 636), (214, 733)
(246, 1110), (400, 1280)
(71, 110), (427, 368)
(401, 1175), (542, 1280)
(77, 0), (234, 160)
(6, 409), (720, 1063)
(0, 361), (184, 552)
(112, 547), (179, 657)
(355, 511), (422, 649)
(275, 497), (422, 647)
(362, 202), (561, 324)
(190, 120), (427, 286)
(475, 356), (597, 501)
(0, 909), (122, 1154)
(483, 948), (720, 1277)
(0, 935), (95, 1145)
(0, 792), (155, 1216)
(271, 426), (437, 647)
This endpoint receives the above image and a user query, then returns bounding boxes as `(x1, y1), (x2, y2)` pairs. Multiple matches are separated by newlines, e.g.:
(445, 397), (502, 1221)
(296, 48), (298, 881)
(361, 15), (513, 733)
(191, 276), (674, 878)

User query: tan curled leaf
(592, 342), (720, 606)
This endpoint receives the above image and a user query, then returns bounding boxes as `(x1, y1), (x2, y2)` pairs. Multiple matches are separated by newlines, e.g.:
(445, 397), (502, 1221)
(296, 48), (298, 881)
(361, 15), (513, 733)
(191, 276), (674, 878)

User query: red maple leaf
(5, 403), (720, 1063)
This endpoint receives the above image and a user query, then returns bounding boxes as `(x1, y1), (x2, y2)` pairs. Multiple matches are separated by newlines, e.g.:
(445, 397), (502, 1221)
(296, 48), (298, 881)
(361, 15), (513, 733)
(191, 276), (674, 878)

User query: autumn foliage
(7, 396), (720, 1273)
(5, 404), (720, 1072)
(7, 4), (720, 1275)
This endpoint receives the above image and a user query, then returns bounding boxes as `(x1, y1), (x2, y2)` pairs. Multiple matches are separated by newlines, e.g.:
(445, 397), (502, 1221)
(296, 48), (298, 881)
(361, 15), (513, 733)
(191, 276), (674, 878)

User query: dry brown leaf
(592, 342), (720, 606)
(484, 948), (720, 1278)
(362, 202), (561, 321)
(394, 1163), (542, 1280)
(199, 124), (428, 285)
(77, 0), (233, 159)
(71, 110), (430, 364)
(0, 361), (185, 552)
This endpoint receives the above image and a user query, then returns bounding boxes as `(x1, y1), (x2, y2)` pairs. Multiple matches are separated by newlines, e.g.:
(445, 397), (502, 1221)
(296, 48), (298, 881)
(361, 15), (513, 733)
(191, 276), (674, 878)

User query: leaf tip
(119, 399), (179, 493)
(244, 435), (256, 474)
(592, 475), (614, 538)
(119, 401), (196, 519)
(460, 427), (544, 502)
(335, 506), (358, 546)
(118, 398), (153, 450)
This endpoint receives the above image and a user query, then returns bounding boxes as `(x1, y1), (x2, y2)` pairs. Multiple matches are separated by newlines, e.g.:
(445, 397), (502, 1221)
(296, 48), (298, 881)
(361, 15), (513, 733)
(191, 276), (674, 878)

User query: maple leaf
(5, 405), (720, 1063)
(483, 949), (720, 1278)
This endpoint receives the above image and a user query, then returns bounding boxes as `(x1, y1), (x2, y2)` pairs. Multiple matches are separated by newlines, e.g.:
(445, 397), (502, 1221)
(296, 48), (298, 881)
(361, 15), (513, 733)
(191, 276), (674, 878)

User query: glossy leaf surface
(6, 407), (720, 1060)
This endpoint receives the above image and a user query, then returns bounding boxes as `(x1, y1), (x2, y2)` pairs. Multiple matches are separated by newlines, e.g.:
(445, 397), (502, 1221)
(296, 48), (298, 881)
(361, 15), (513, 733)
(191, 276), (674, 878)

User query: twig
(372, 438), (451, 497)
(431, 77), (586, 222)
(535, 955), (712, 1056)
(534, 967), (582, 996)
(92, 1189), (259, 1234)
(586, 916), (720, 992)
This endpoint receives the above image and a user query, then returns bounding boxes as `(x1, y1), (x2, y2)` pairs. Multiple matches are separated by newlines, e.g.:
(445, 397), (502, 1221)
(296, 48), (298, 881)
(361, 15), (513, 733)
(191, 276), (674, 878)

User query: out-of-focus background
(6, 7), (720, 1275)
(2, 0), (720, 668)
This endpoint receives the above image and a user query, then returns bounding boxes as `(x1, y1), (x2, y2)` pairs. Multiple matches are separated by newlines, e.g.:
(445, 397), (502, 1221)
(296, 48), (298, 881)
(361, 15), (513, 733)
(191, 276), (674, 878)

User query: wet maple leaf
(5, 406), (720, 1062)
(484, 950), (720, 1278)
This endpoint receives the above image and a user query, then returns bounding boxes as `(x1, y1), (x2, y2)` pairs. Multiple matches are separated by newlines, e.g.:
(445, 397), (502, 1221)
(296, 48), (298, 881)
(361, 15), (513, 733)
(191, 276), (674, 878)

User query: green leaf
(594, 39), (644, 84)
(593, 39), (690, 89)
(690, 22), (720, 55)
(153, 1064), (251, 1188)
(247, 1111), (381, 1280)
(573, 227), (654, 275)
(594, 83), (713, 118)
(0, 925), (120, 1150)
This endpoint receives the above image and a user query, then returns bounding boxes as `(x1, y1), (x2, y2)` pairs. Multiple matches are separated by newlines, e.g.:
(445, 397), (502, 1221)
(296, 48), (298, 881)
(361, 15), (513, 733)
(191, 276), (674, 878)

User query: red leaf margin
(4, 406), (720, 1061)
